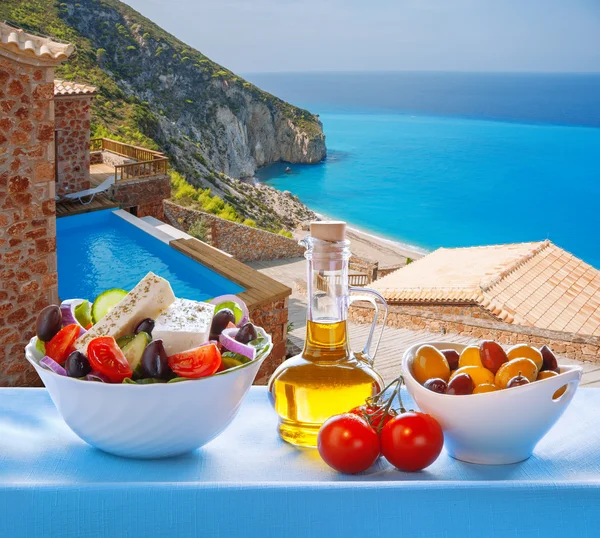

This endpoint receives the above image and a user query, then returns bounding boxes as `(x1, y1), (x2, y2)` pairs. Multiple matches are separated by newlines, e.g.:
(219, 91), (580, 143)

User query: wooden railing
(90, 138), (169, 182)
(90, 138), (103, 152)
(115, 158), (169, 182)
(315, 272), (371, 292)
(90, 138), (165, 162)
(349, 273), (370, 287)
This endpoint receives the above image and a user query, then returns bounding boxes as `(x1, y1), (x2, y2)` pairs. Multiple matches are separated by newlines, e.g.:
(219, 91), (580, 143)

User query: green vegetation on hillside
(171, 171), (256, 228)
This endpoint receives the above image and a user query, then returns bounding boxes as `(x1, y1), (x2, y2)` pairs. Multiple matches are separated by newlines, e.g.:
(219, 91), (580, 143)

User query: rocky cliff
(67, 0), (326, 178)
(0, 0), (325, 229)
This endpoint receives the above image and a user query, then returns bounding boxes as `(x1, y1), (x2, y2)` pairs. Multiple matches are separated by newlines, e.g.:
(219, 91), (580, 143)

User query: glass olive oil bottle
(268, 221), (388, 447)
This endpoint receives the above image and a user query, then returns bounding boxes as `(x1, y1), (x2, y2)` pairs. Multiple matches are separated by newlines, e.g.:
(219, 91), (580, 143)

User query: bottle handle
(348, 286), (388, 366)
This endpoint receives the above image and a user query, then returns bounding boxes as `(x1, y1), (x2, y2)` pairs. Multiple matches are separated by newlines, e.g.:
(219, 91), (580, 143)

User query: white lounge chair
(62, 175), (115, 205)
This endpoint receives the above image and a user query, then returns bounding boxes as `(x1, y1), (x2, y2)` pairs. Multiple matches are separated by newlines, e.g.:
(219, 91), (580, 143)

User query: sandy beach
(292, 221), (427, 268)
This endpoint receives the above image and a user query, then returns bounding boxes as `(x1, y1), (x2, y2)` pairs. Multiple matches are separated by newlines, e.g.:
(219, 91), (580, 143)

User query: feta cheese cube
(153, 298), (215, 356)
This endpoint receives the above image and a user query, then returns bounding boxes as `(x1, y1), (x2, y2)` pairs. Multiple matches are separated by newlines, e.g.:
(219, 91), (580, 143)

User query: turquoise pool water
(57, 210), (243, 302)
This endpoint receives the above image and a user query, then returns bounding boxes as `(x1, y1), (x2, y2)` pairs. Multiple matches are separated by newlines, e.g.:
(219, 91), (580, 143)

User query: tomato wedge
(46, 324), (80, 364)
(168, 343), (222, 379)
(87, 336), (132, 383)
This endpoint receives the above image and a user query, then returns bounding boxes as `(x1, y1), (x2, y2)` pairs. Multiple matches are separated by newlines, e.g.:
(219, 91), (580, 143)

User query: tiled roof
(372, 241), (600, 336)
(0, 22), (74, 63)
(54, 79), (97, 96)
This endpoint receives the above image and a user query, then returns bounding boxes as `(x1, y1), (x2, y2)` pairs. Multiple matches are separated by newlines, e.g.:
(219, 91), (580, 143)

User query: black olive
(423, 378), (448, 394)
(210, 308), (236, 340)
(235, 323), (257, 344)
(36, 305), (62, 342)
(65, 351), (91, 378)
(507, 374), (530, 388)
(135, 318), (155, 336)
(141, 339), (171, 379)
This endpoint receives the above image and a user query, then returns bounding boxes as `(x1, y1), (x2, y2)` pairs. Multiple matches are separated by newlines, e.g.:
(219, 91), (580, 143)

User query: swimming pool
(57, 210), (244, 302)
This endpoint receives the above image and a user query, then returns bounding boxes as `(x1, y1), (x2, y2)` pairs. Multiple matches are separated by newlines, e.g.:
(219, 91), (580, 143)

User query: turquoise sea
(247, 72), (600, 268)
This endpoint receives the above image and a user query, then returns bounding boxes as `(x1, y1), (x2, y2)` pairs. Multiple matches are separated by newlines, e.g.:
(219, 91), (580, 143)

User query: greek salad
(33, 272), (270, 384)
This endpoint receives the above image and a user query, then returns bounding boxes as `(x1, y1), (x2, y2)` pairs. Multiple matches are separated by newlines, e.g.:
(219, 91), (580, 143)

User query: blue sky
(124, 0), (600, 73)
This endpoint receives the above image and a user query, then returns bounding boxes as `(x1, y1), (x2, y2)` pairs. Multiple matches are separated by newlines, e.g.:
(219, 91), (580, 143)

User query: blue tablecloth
(0, 387), (599, 537)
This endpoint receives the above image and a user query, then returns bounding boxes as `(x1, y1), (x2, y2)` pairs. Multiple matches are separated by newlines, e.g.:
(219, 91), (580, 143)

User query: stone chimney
(0, 23), (74, 386)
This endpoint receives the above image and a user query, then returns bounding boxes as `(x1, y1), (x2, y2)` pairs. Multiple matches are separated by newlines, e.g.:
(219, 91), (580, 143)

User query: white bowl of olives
(402, 342), (582, 465)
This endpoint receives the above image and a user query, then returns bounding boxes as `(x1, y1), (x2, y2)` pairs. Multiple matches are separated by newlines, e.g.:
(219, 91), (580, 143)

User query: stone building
(350, 241), (600, 361)
(53, 79), (97, 197)
(0, 22), (73, 385)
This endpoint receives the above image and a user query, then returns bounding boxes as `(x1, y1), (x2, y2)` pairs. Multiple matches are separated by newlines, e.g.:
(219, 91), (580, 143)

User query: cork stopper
(310, 221), (346, 242)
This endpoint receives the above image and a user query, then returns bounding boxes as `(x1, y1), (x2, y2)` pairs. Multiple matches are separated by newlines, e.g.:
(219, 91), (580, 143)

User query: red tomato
(317, 414), (380, 474)
(349, 404), (397, 432)
(168, 343), (222, 378)
(380, 412), (444, 472)
(87, 336), (132, 383)
(45, 324), (80, 364)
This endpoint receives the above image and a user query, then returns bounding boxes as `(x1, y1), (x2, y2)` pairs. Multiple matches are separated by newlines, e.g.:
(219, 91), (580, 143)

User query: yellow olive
(473, 383), (499, 394)
(495, 358), (538, 389)
(413, 345), (450, 385)
(450, 365), (495, 387)
(537, 370), (567, 399)
(507, 344), (544, 371)
(458, 345), (483, 368)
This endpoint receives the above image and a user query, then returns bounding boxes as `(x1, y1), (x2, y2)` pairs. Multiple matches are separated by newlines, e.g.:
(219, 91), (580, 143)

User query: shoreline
(292, 210), (428, 267)
(254, 174), (429, 267)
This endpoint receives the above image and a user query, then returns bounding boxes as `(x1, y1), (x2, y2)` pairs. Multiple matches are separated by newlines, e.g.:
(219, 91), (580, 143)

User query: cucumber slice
(121, 331), (151, 379)
(116, 335), (135, 349)
(74, 300), (92, 327)
(35, 337), (46, 355)
(214, 301), (243, 325)
(92, 288), (128, 323)
(221, 352), (252, 371)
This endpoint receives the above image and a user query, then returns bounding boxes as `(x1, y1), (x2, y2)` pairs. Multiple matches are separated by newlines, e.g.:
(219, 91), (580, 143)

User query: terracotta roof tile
(372, 240), (600, 337)
(0, 22), (74, 64)
(54, 79), (97, 96)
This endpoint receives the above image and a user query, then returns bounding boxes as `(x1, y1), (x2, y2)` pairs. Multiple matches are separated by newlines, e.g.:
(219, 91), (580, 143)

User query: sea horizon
(248, 71), (600, 268)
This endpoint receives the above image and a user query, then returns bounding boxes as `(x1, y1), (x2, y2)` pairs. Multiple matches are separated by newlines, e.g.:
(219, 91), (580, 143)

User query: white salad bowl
(25, 330), (272, 459)
(402, 342), (582, 465)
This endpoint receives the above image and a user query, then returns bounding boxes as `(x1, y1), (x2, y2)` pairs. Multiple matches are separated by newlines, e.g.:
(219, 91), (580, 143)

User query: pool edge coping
(170, 237), (292, 312)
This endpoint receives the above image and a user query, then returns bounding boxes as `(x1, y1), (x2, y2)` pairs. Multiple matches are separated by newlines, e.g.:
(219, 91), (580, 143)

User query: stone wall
(0, 55), (59, 386)
(349, 255), (378, 282)
(100, 151), (133, 167)
(163, 200), (306, 262)
(54, 95), (92, 196)
(394, 303), (499, 320)
(377, 264), (404, 279)
(250, 297), (289, 384)
(349, 303), (600, 363)
(90, 150), (102, 165)
(112, 175), (171, 220)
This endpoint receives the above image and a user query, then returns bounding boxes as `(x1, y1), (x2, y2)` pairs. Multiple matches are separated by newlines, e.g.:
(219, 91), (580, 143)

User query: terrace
(89, 138), (169, 184)
(57, 138), (171, 218)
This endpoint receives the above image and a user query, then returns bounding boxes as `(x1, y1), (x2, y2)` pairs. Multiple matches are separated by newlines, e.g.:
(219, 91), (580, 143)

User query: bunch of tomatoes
(317, 377), (444, 474)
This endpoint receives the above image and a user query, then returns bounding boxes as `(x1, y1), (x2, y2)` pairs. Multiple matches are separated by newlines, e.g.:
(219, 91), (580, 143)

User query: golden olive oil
(269, 320), (383, 447)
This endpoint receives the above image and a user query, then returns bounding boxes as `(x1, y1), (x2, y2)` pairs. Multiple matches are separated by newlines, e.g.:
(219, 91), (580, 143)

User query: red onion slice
(40, 356), (67, 376)
(219, 328), (256, 360)
(209, 295), (249, 327)
(60, 299), (87, 337)
(86, 371), (110, 383)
